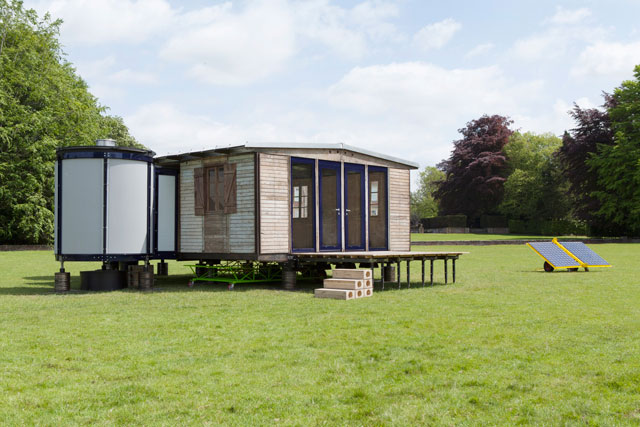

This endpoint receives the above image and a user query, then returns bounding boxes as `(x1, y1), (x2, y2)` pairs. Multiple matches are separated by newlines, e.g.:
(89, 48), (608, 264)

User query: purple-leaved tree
(435, 115), (513, 219)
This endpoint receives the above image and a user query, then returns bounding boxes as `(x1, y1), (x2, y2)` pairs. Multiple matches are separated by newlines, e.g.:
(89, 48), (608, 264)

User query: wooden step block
(314, 288), (355, 300)
(362, 288), (373, 298)
(363, 279), (373, 288)
(323, 278), (363, 289)
(332, 269), (371, 280)
(353, 289), (365, 298)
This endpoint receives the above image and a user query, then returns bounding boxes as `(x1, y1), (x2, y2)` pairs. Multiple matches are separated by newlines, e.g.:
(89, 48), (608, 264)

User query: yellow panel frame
(526, 240), (579, 269)
(553, 238), (612, 268)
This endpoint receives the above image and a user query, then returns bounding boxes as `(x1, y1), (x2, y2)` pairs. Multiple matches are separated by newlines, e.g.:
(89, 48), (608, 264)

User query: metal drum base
(282, 270), (297, 290)
(139, 271), (154, 291)
(54, 272), (70, 292)
(383, 265), (396, 282)
(80, 270), (126, 291)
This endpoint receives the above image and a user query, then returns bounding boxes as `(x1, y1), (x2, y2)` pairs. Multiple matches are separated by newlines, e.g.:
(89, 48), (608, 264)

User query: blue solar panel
(560, 242), (610, 266)
(528, 242), (580, 268)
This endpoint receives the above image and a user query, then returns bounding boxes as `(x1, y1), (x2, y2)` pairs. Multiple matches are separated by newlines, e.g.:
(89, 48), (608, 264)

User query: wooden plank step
(332, 269), (372, 280)
(363, 279), (372, 288)
(323, 278), (363, 289)
(314, 288), (356, 300)
(362, 288), (373, 298)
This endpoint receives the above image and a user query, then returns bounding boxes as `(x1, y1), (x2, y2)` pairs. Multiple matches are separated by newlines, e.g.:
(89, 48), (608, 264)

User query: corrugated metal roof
(156, 142), (419, 169)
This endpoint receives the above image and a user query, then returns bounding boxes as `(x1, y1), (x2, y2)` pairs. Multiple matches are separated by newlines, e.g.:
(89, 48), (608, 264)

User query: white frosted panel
(54, 162), (58, 254)
(60, 159), (103, 254)
(157, 175), (176, 252)
(107, 159), (148, 254)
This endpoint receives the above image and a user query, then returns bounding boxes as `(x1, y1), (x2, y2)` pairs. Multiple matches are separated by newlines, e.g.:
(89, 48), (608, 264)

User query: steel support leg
(407, 260), (411, 288)
(444, 258), (448, 284)
(421, 258), (425, 287)
(453, 258), (456, 283)
(397, 260), (401, 289)
(381, 262), (385, 290)
(430, 259), (434, 285)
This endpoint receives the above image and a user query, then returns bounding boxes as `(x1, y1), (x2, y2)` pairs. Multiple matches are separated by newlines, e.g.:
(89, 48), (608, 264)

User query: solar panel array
(528, 242), (580, 268)
(560, 242), (610, 267)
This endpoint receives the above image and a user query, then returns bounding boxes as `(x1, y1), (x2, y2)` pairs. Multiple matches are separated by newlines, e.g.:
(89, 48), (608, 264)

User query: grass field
(411, 233), (589, 241)
(1, 245), (639, 425)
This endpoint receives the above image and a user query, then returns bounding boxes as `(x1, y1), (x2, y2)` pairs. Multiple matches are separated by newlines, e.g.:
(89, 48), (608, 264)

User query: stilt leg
(407, 260), (411, 288)
(381, 262), (385, 290)
(444, 258), (448, 284)
(397, 260), (401, 289)
(453, 258), (456, 283)
(430, 259), (434, 285)
(421, 258), (425, 287)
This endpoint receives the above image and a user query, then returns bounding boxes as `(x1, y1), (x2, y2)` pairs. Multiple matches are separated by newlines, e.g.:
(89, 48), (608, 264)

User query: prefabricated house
(54, 141), (463, 290)
(154, 143), (418, 262)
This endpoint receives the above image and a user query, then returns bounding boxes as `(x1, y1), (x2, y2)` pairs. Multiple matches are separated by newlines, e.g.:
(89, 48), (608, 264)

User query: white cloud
(571, 41), (640, 79)
(292, 0), (401, 60)
(32, 0), (175, 44)
(546, 6), (591, 25)
(108, 69), (159, 85)
(510, 6), (607, 62)
(127, 103), (287, 155)
(465, 43), (494, 58)
(160, 0), (296, 85)
(413, 18), (461, 51)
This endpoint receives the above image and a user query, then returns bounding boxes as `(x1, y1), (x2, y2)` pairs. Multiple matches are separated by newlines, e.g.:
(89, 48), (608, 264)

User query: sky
(27, 0), (640, 175)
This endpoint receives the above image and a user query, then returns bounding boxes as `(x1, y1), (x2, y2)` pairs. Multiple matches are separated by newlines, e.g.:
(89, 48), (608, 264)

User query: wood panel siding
(259, 153), (290, 254)
(388, 168), (410, 251)
(180, 155), (255, 255)
(179, 161), (204, 252)
(228, 155), (255, 253)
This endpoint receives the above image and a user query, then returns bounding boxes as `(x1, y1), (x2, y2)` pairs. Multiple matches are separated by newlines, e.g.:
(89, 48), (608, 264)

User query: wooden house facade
(155, 143), (418, 262)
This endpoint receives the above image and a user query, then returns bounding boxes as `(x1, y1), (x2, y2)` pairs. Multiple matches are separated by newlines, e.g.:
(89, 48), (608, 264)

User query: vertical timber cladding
(258, 153), (290, 254)
(179, 161), (204, 252)
(186, 154), (255, 254)
(202, 154), (255, 253)
(388, 168), (410, 251)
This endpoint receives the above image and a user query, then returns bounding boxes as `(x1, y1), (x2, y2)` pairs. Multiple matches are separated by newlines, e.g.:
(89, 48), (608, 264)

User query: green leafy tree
(99, 115), (143, 148)
(499, 132), (570, 220)
(411, 166), (445, 223)
(588, 65), (640, 235)
(0, 0), (140, 244)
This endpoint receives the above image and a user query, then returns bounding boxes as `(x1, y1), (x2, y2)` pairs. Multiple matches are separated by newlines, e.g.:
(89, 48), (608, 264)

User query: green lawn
(411, 233), (589, 241)
(1, 246), (639, 425)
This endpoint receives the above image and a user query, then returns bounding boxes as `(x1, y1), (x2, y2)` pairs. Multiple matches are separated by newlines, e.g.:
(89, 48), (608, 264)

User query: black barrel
(282, 269), (297, 290)
(54, 272), (70, 292)
(127, 265), (142, 289)
(383, 265), (396, 282)
(139, 270), (154, 291)
(157, 262), (168, 276)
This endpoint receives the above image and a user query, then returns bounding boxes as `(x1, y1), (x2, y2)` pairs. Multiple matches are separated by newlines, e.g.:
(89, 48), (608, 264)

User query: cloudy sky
(28, 0), (640, 172)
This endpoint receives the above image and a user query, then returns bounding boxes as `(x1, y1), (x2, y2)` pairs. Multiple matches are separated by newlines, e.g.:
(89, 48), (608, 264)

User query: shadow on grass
(8, 274), (450, 296)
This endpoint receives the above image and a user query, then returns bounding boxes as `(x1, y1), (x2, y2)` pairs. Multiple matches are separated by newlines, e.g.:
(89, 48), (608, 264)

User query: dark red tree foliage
(435, 115), (513, 218)
(557, 97), (615, 223)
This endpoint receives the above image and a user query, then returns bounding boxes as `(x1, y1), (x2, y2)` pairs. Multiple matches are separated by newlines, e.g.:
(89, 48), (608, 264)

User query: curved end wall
(55, 146), (156, 262)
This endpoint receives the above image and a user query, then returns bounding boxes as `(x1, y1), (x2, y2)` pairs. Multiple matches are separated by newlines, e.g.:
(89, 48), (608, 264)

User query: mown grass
(411, 233), (589, 241)
(1, 245), (639, 425)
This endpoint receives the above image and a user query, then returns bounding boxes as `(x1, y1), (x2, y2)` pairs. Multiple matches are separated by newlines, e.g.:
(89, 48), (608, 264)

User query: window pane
(301, 185), (307, 196)
(371, 181), (378, 193)
(294, 186), (300, 197)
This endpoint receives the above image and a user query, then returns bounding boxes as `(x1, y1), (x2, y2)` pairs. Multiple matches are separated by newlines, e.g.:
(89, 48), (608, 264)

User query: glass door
(344, 163), (365, 251)
(291, 157), (315, 252)
(368, 166), (388, 250)
(319, 161), (341, 251)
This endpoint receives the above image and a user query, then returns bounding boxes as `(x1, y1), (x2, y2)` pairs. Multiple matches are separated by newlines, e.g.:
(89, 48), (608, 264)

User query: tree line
(412, 65), (640, 236)
(0, 0), (140, 244)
